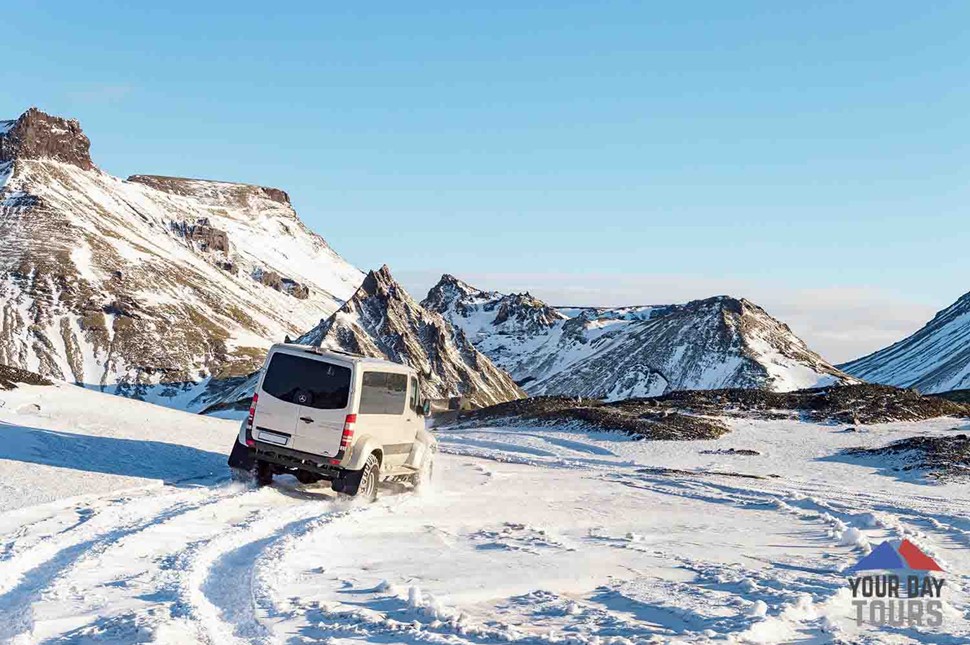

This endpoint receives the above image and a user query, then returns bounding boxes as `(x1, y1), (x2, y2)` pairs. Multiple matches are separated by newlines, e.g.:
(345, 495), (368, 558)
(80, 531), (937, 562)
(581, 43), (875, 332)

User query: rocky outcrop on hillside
(841, 290), (970, 394)
(0, 108), (93, 170)
(299, 266), (524, 407)
(0, 364), (53, 390)
(0, 107), (362, 411)
(171, 218), (231, 254)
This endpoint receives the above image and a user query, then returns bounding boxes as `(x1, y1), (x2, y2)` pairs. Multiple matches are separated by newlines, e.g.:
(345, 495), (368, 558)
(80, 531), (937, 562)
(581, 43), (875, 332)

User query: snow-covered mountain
(840, 290), (970, 393)
(0, 107), (362, 410)
(423, 274), (854, 399)
(301, 266), (524, 407)
(421, 274), (656, 388)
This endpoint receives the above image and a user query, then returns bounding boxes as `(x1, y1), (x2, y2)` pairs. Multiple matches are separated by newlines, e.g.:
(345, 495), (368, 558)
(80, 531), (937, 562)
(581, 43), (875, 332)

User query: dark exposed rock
(251, 270), (308, 298)
(843, 434), (970, 480)
(646, 384), (969, 424)
(0, 108), (94, 170)
(452, 395), (730, 440)
(171, 218), (230, 254)
(0, 364), (53, 390)
(699, 448), (762, 456)
(254, 269), (283, 291)
(281, 278), (310, 299)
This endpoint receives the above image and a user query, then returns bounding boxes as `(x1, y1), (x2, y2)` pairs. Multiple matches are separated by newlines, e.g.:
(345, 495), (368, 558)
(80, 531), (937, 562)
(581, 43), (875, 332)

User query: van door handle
(299, 417), (313, 423)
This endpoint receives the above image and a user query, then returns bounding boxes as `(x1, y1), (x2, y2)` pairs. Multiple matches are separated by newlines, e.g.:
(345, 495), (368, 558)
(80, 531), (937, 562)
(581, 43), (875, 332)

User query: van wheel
(255, 460), (274, 487)
(351, 454), (379, 502)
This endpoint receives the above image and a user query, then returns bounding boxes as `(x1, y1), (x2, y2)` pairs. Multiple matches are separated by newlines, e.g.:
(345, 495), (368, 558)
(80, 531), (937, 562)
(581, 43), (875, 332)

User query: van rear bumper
(253, 441), (344, 478)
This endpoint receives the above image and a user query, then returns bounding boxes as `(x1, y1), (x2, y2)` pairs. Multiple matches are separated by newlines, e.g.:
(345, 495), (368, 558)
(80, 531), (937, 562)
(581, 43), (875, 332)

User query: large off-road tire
(255, 460), (274, 487)
(338, 454), (379, 502)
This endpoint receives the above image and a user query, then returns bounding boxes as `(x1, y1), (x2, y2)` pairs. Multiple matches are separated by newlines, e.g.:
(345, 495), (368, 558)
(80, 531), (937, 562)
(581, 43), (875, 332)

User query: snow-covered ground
(1, 382), (968, 643)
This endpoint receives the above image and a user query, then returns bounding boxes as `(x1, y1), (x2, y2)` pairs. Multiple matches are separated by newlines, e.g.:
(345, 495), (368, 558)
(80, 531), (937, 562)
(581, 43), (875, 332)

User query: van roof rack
(303, 345), (363, 358)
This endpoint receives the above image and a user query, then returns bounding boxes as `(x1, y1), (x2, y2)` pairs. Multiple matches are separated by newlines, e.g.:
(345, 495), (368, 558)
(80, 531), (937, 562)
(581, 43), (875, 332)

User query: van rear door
(286, 357), (353, 459)
(253, 350), (308, 446)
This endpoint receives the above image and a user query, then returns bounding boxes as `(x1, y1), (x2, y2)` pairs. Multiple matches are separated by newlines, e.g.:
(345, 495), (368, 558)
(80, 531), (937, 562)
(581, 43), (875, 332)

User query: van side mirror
(422, 399), (431, 417)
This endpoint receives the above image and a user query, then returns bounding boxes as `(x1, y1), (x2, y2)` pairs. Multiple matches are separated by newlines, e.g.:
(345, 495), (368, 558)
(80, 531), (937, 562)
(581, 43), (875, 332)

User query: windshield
(261, 352), (351, 410)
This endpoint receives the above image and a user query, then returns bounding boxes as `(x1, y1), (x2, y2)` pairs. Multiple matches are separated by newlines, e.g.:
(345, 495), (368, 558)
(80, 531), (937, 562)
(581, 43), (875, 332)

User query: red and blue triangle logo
(849, 539), (943, 573)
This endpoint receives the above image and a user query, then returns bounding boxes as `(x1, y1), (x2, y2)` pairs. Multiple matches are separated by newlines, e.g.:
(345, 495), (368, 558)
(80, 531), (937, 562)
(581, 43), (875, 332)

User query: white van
(227, 344), (436, 500)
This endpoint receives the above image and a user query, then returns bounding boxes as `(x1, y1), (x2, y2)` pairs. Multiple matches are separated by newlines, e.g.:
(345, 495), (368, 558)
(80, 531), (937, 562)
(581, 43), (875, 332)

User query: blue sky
(3, 2), (968, 361)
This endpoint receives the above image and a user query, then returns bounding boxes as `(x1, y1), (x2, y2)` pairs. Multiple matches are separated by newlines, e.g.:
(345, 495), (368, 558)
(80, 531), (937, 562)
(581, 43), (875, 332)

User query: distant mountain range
(423, 274), (855, 398)
(1, 106), (900, 412)
(841, 290), (970, 393)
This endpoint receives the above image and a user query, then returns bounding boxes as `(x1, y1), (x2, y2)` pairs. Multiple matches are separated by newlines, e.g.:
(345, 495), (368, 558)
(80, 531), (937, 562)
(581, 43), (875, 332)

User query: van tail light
(245, 394), (258, 447)
(340, 413), (356, 450)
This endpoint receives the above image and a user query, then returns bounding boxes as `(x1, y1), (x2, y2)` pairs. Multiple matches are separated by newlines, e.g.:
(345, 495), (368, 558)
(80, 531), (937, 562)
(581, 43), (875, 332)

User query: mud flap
(333, 468), (364, 495)
(228, 440), (255, 471)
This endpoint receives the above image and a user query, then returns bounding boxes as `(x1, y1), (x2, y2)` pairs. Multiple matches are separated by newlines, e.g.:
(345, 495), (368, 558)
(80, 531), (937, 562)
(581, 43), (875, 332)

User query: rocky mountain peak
(0, 107), (94, 170)
(422, 273), (492, 313)
(492, 292), (568, 329)
(362, 264), (397, 293)
(299, 265), (523, 407)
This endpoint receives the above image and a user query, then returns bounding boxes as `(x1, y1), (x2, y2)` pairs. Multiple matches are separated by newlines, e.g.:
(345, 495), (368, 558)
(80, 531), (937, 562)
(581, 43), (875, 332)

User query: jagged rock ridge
(424, 275), (855, 399)
(302, 266), (524, 407)
(840, 290), (970, 393)
(0, 107), (363, 410)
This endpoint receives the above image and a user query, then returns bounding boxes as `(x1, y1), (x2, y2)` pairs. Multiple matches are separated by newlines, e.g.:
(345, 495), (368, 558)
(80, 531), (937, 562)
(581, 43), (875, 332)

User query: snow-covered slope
(301, 266), (524, 407)
(840, 290), (970, 394)
(1, 379), (969, 643)
(0, 108), (362, 410)
(423, 275), (853, 398)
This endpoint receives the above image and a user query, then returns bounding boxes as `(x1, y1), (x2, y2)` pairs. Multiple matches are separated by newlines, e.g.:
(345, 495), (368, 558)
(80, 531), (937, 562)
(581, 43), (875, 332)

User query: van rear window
(262, 352), (351, 410)
(359, 371), (408, 415)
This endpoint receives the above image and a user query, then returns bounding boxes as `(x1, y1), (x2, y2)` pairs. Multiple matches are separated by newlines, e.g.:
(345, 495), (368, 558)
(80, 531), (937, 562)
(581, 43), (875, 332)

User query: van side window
(409, 377), (419, 411)
(359, 372), (407, 415)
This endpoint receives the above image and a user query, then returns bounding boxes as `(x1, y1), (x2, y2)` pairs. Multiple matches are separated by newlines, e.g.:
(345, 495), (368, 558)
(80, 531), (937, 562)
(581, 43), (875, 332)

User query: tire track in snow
(0, 483), (246, 643)
(171, 491), (373, 645)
